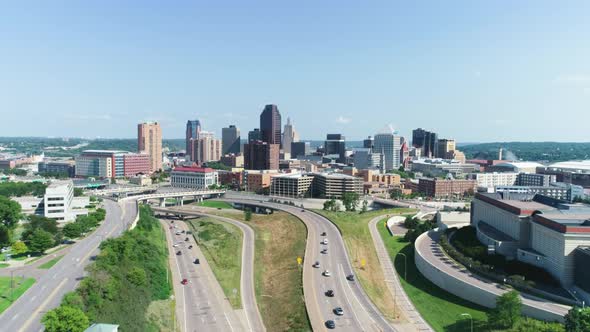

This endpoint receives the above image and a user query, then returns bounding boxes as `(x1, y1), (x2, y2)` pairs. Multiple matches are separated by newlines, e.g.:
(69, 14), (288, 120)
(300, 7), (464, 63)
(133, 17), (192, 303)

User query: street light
(459, 313), (473, 332)
(396, 252), (407, 280)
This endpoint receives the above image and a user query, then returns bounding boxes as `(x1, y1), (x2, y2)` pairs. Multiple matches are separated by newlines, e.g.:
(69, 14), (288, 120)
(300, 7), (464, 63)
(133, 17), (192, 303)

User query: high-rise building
(324, 134), (346, 163)
(190, 132), (221, 164)
(363, 136), (374, 149)
(222, 125), (241, 155)
(291, 142), (310, 158)
(412, 128), (438, 158)
(282, 117), (299, 155)
(412, 128), (427, 148)
(138, 122), (162, 172)
(248, 128), (261, 142)
(373, 133), (402, 171)
(260, 104), (282, 145)
(185, 120), (201, 160)
(244, 141), (279, 170)
(437, 138), (456, 158)
(353, 148), (383, 171)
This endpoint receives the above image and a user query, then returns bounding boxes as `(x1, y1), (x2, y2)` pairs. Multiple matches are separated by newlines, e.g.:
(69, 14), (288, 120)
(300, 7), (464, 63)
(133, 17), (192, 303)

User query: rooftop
(173, 166), (215, 173)
(547, 160), (590, 172)
(81, 150), (128, 154)
(493, 161), (544, 169)
(47, 180), (73, 190)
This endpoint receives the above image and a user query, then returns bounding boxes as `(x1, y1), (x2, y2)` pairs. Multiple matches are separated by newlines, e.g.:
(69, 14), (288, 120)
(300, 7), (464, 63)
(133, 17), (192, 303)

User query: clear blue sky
(1, 1), (589, 142)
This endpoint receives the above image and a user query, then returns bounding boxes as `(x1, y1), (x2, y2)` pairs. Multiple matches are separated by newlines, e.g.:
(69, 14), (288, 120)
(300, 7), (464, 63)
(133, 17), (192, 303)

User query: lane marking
(19, 278), (69, 332)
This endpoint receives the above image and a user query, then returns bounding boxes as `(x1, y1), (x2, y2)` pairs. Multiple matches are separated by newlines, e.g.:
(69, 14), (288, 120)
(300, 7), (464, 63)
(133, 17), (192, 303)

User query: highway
(0, 199), (134, 332)
(161, 219), (246, 332)
(222, 193), (396, 332)
(155, 206), (265, 332)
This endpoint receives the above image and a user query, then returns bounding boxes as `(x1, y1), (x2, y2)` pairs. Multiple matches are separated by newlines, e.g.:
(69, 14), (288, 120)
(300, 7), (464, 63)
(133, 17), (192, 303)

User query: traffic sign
(297, 256), (303, 265)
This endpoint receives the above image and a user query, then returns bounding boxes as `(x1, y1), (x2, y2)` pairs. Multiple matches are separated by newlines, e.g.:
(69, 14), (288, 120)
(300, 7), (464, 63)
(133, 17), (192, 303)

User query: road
(161, 219), (246, 332)
(368, 216), (433, 332)
(222, 193), (396, 332)
(0, 199), (134, 332)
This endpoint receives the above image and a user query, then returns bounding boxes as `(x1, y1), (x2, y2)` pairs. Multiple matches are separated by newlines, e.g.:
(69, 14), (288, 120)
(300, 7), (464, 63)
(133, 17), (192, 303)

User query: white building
(373, 132), (401, 171)
(467, 172), (518, 191)
(170, 166), (218, 190)
(282, 117), (299, 156)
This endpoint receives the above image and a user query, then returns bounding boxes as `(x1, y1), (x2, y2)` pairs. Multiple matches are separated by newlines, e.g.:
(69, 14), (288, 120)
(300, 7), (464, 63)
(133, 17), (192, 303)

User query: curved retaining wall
(414, 230), (566, 323)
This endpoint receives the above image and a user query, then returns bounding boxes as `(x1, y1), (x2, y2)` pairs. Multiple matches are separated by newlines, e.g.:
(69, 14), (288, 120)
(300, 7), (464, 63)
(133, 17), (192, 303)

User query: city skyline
(2, 2), (590, 142)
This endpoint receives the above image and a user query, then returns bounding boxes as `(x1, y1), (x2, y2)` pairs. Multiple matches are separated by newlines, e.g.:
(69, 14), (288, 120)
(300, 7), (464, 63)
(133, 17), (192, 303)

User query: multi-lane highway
(0, 199), (135, 332)
(222, 194), (396, 332)
(161, 219), (247, 332)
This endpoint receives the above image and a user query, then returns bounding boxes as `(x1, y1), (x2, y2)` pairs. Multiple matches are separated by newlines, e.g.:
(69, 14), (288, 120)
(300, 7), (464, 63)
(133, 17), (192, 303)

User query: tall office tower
(291, 142), (310, 158)
(282, 117), (299, 155)
(186, 120), (202, 161)
(138, 122), (162, 173)
(363, 136), (374, 149)
(412, 128), (427, 148)
(244, 141), (279, 170)
(260, 104), (282, 145)
(324, 134), (346, 163)
(198, 134), (222, 163)
(437, 138), (456, 158)
(248, 128), (261, 142)
(423, 131), (438, 158)
(373, 132), (402, 171)
(222, 125), (241, 155)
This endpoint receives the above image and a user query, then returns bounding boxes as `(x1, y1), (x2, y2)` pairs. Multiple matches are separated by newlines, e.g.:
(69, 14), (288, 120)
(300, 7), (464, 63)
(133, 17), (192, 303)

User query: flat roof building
(270, 173), (314, 198)
(170, 166), (218, 190)
(418, 178), (477, 198)
(312, 172), (363, 199)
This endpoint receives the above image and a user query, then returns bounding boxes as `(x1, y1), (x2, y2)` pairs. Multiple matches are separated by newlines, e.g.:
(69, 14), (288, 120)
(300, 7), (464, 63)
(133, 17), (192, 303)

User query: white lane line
(224, 312), (235, 332)
(339, 263), (380, 330)
(170, 228), (188, 332)
(338, 264), (363, 330)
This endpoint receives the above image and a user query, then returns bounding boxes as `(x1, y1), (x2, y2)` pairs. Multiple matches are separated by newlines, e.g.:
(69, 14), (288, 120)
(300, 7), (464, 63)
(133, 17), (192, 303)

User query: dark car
(194, 258), (200, 264)
(301, 209), (305, 212)
(181, 230), (186, 233)
(333, 307), (344, 316)
(321, 249), (328, 254)
(181, 278), (188, 285)
(176, 251), (182, 255)
(312, 261), (320, 268)
(346, 274), (355, 281)
(188, 245), (193, 249)
(171, 220), (174, 223)
(325, 290), (334, 297)
(325, 320), (335, 329)
(185, 237), (189, 241)
(321, 232), (326, 236)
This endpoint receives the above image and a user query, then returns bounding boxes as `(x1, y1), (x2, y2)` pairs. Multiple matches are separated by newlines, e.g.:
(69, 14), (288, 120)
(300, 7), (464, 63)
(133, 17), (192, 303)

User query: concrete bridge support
(159, 198), (166, 207)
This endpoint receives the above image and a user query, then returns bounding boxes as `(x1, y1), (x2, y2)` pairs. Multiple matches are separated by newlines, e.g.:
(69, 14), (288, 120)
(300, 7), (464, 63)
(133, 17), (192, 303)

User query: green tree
(28, 229), (55, 253)
(42, 305), (89, 332)
(0, 224), (11, 247)
(0, 196), (22, 228)
(341, 192), (360, 212)
(565, 306), (590, 332)
(487, 290), (522, 329)
(11, 240), (28, 255)
(361, 200), (368, 213)
(323, 199), (335, 211)
(63, 223), (83, 239)
(73, 188), (84, 197)
(244, 208), (252, 221)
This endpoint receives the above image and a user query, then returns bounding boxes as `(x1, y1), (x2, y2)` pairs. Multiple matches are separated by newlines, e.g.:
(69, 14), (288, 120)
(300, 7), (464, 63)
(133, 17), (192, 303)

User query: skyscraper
(282, 117), (299, 155)
(373, 132), (401, 171)
(222, 125), (241, 155)
(363, 136), (374, 149)
(324, 134), (346, 163)
(248, 128), (261, 142)
(412, 128), (426, 148)
(190, 132), (222, 164)
(412, 128), (438, 158)
(186, 120), (201, 160)
(260, 104), (282, 145)
(138, 122), (162, 173)
(244, 141), (279, 170)
(437, 138), (456, 158)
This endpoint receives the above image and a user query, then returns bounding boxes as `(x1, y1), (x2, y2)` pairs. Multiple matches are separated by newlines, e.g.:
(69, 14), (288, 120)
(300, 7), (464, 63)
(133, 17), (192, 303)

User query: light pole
(459, 313), (473, 332)
(396, 253), (407, 280)
(10, 270), (14, 302)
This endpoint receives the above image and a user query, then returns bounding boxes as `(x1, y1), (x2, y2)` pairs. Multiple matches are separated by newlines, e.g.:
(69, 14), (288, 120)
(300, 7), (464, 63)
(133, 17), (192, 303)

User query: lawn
(146, 298), (178, 332)
(38, 255), (63, 269)
(213, 210), (311, 332)
(0, 276), (36, 314)
(0, 264), (7, 268)
(314, 208), (415, 323)
(187, 217), (243, 308)
(196, 200), (234, 209)
(377, 219), (490, 332)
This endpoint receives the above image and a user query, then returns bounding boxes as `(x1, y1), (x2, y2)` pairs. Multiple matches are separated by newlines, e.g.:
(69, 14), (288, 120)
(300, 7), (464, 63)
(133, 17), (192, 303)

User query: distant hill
(461, 142), (590, 163)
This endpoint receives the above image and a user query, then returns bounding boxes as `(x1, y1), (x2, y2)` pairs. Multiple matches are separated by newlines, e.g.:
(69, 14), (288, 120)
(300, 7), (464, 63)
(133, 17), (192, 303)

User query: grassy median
(196, 200), (234, 209)
(0, 276), (36, 314)
(315, 208), (415, 323)
(187, 217), (243, 308)
(38, 255), (63, 269)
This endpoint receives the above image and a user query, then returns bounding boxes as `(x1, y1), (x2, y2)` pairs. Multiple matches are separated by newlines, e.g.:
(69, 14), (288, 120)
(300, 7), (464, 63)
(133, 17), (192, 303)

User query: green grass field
(377, 219), (489, 331)
(0, 263), (8, 268)
(38, 256), (63, 269)
(187, 217), (243, 308)
(0, 276), (36, 314)
(314, 208), (415, 322)
(196, 200), (234, 209)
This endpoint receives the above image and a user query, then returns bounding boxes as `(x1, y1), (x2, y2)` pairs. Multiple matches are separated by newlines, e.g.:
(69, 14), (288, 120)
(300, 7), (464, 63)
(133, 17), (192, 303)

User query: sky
(1, 1), (590, 142)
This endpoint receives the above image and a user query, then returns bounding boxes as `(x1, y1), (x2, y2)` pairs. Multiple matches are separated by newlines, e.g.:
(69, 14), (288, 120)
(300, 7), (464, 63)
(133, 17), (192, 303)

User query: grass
(377, 218), (489, 332)
(213, 210), (311, 332)
(0, 276), (36, 314)
(187, 217), (243, 308)
(146, 298), (177, 332)
(196, 200), (234, 209)
(38, 255), (63, 269)
(0, 264), (7, 268)
(314, 208), (415, 323)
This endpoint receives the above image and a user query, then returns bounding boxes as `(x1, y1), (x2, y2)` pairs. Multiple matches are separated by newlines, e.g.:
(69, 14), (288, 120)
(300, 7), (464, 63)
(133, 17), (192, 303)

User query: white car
(323, 270), (331, 277)
(321, 238), (329, 245)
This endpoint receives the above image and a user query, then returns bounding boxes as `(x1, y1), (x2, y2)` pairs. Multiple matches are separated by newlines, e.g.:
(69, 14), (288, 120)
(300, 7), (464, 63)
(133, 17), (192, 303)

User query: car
(312, 261), (320, 268)
(325, 320), (335, 329)
(346, 274), (355, 281)
(185, 237), (189, 241)
(321, 232), (326, 236)
(181, 230), (186, 233)
(171, 220), (174, 223)
(169, 226), (173, 229)
(323, 270), (331, 277)
(325, 290), (334, 297)
(175, 232), (181, 235)
(320, 249), (328, 254)
(176, 251), (182, 255)
(333, 307), (344, 316)
(301, 209), (305, 212)
(321, 238), (329, 245)
(173, 244), (179, 247)
(181, 278), (188, 285)
(188, 245), (193, 249)
(194, 258), (200, 264)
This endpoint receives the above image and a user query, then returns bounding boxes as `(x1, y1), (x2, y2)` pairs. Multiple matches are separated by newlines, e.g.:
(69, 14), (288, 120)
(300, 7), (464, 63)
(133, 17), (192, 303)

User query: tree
(63, 223), (82, 239)
(323, 199), (335, 211)
(361, 200), (368, 213)
(487, 290), (522, 329)
(73, 188), (84, 197)
(11, 241), (28, 255)
(565, 306), (590, 332)
(341, 192), (360, 212)
(28, 229), (55, 253)
(0, 224), (11, 247)
(42, 305), (89, 332)
(0, 196), (22, 228)
(244, 208), (252, 221)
